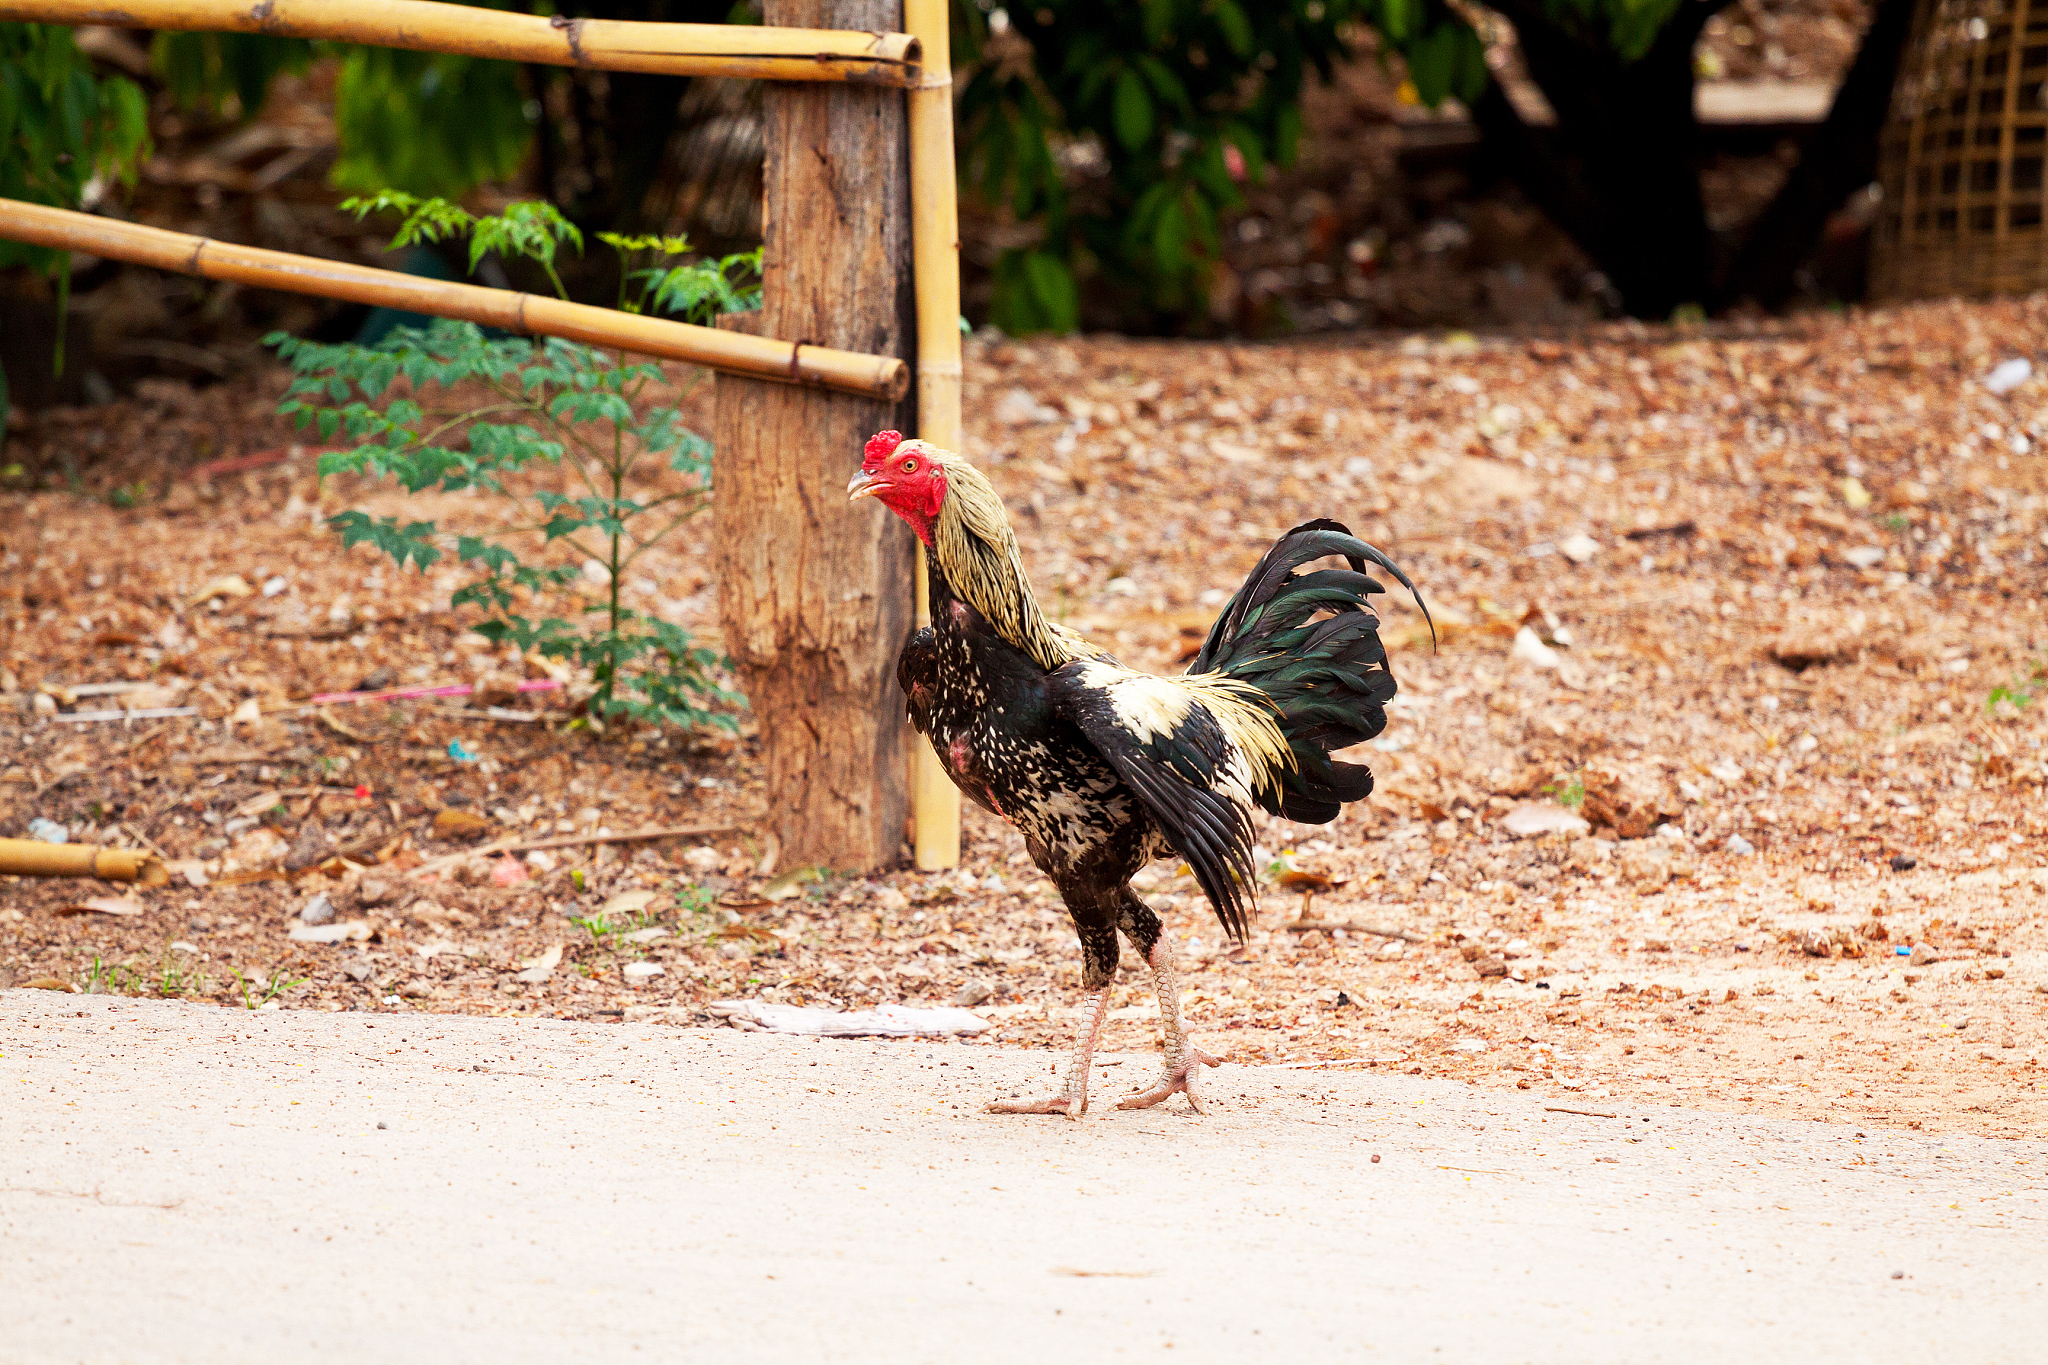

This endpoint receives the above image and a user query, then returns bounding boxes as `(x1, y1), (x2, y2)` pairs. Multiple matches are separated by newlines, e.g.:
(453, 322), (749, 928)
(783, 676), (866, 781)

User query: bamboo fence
(1, 0), (964, 865)
(0, 199), (909, 400)
(0, 0), (922, 83)
(0, 838), (169, 885)
(904, 0), (963, 867)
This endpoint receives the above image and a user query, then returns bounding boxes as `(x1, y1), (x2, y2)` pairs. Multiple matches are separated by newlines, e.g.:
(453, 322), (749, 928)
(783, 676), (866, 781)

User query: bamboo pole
(0, 838), (169, 885)
(904, 0), (962, 869)
(0, 198), (909, 401)
(0, 0), (921, 84)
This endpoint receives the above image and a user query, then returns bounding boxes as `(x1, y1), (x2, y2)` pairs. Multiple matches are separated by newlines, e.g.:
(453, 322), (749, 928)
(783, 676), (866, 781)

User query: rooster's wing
(1046, 661), (1258, 940)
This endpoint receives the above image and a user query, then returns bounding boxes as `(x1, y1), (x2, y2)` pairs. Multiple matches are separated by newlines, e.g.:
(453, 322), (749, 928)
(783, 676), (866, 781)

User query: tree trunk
(712, 0), (917, 872)
(1476, 0), (1728, 318)
(1716, 0), (1918, 308)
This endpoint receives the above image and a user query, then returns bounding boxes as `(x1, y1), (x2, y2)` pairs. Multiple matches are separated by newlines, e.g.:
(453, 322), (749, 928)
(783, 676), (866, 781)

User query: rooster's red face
(847, 429), (947, 542)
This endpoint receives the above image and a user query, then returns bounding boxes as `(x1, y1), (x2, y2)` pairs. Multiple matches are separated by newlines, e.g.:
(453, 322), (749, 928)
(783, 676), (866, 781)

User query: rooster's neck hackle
(926, 451), (1292, 791)
(929, 454), (1090, 672)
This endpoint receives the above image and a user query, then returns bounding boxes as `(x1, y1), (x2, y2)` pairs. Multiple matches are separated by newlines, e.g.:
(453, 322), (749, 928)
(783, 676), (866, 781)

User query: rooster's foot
(1115, 1046), (1222, 1113)
(987, 1092), (1085, 1119)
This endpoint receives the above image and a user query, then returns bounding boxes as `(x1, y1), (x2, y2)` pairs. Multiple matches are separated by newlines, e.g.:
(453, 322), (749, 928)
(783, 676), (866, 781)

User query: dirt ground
(3, 296), (2045, 1141)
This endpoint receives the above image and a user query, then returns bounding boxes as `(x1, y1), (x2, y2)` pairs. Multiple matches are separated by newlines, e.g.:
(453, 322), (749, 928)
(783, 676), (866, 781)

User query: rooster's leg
(987, 987), (1111, 1118)
(1116, 932), (1221, 1113)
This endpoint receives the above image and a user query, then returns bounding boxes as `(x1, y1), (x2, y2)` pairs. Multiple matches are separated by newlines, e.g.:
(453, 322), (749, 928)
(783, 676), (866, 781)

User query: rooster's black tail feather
(1193, 519), (1429, 824)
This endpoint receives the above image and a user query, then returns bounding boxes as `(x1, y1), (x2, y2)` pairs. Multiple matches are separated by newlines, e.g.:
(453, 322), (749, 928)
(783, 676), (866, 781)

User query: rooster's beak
(846, 470), (887, 502)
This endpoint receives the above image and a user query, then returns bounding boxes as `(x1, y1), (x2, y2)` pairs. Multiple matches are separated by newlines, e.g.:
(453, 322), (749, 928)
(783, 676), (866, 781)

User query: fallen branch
(1283, 919), (1425, 943)
(1543, 1106), (1620, 1119)
(411, 821), (738, 876)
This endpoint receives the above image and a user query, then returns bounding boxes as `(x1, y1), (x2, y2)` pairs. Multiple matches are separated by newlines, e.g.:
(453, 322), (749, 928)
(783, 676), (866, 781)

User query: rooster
(848, 431), (1429, 1117)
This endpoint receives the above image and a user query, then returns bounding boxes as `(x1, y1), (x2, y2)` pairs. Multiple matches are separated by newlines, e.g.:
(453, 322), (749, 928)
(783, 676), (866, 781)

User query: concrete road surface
(3, 990), (2042, 1363)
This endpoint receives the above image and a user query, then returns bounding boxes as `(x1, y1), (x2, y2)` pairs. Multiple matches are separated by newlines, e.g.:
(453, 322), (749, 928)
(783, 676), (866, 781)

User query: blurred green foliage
(1, 23), (152, 430)
(954, 0), (1486, 333)
(0, 24), (151, 271)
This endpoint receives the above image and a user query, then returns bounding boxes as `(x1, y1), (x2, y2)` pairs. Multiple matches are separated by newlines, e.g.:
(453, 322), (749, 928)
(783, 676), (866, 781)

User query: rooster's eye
(901, 458), (918, 473)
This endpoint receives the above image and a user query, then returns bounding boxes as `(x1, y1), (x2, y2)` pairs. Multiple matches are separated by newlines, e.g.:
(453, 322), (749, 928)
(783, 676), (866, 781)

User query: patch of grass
(227, 965), (309, 1010)
(1985, 654), (2046, 714)
(153, 947), (205, 998)
(1543, 774), (1587, 809)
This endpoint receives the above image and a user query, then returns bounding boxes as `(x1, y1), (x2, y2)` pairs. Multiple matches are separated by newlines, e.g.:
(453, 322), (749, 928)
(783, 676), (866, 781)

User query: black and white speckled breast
(900, 593), (1158, 880)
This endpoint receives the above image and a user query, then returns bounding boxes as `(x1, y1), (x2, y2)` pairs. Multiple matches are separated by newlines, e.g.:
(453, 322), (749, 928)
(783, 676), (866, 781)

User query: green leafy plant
(271, 195), (754, 733)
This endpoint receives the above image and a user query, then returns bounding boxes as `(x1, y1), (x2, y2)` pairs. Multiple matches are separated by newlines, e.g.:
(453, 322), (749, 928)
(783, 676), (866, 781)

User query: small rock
(1498, 802), (1590, 837)
(623, 962), (665, 980)
(1799, 928), (1834, 958)
(1842, 545), (1887, 569)
(1724, 834), (1756, 856)
(952, 981), (993, 1008)
(718, 941), (751, 960)
(1558, 533), (1601, 565)
(622, 927), (669, 944)
(344, 960), (376, 983)
(1510, 626), (1563, 671)
(289, 920), (372, 944)
(1567, 837), (1614, 871)
(1474, 955), (1508, 978)
(377, 1120), (389, 1130)
(356, 875), (397, 907)
(994, 386), (1060, 427)
(513, 944), (562, 985)
(1984, 966), (2005, 980)
(299, 893), (335, 925)
(1889, 853), (1917, 872)
(1909, 943), (1939, 966)
(524, 849), (558, 873)
(1616, 841), (1673, 888)
(399, 979), (434, 998)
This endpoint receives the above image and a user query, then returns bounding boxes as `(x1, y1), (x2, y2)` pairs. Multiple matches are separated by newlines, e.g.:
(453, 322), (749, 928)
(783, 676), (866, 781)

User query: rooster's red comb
(863, 430), (905, 467)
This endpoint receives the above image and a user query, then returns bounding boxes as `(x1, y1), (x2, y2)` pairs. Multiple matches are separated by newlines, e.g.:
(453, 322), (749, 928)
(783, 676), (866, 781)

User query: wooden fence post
(713, 0), (916, 871)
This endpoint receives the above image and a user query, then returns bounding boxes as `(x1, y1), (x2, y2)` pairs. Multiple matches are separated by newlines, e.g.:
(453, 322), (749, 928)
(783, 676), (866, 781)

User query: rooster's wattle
(849, 430), (1428, 1116)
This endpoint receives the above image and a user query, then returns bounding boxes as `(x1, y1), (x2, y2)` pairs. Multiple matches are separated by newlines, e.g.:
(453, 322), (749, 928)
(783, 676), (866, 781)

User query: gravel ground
(2, 298), (2045, 1141)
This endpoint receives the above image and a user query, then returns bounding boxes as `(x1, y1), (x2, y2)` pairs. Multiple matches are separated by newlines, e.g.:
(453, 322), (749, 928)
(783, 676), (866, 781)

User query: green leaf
(1405, 22), (1459, 107)
(1212, 0), (1256, 57)
(1111, 68), (1154, 151)
(1380, 0), (1419, 44)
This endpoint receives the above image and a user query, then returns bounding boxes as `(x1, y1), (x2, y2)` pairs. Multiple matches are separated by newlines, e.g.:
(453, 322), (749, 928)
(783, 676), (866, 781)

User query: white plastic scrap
(706, 1000), (989, 1037)
(1984, 358), (2032, 395)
